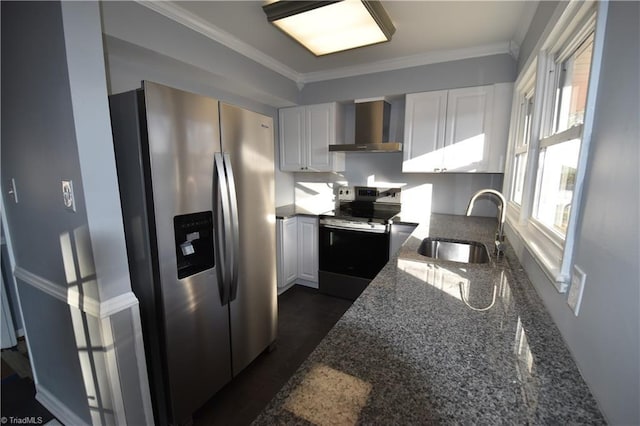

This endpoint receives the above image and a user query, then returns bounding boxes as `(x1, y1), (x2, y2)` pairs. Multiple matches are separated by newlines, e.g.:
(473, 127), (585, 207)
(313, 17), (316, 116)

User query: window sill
(507, 216), (570, 293)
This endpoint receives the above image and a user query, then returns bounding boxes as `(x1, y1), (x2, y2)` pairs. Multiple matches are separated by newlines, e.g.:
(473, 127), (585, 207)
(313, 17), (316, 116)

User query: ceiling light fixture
(262, 0), (395, 56)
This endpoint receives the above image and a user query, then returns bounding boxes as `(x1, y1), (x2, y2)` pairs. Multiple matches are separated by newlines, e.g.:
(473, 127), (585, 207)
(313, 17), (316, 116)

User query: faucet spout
(466, 189), (507, 256)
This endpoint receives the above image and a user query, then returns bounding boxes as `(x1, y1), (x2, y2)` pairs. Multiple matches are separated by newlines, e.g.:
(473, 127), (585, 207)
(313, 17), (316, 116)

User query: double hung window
(509, 78), (535, 207)
(534, 32), (595, 238)
(504, 1), (604, 291)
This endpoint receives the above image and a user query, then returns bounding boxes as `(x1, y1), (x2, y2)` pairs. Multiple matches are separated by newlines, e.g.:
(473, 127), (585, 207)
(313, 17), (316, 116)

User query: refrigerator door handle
(223, 153), (240, 301)
(213, 153), (232, 305)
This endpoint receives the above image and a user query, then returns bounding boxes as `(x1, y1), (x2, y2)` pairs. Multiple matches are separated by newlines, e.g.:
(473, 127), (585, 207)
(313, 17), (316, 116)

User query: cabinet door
(443, 86), (494, 172)
(402, 91), (448, 172)
(276, 219), (286, 289)
(297, 216), (318, 283)
(279, 106), (306, 171)
(277, 218), (299, 290)
(282, 218), (298, 286)
(306, 103), (334, 172)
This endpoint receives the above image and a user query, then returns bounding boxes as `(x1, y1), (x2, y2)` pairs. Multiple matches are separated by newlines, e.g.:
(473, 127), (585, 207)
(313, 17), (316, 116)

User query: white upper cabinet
(279, 102), (345, 172)
(403, 90), (448, 172)
(279, 107), (305, 171)
(403, 83), (513, 173)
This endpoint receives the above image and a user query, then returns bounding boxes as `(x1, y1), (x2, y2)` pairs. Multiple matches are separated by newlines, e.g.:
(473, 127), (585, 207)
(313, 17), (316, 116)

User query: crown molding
(136, 0), (302, 83)
(300, 42), (513, 83)
(137, 1), (517, 86)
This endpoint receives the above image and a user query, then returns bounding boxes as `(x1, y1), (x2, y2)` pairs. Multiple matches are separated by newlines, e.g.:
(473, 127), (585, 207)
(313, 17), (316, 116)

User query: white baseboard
(36, 383), (89, 426)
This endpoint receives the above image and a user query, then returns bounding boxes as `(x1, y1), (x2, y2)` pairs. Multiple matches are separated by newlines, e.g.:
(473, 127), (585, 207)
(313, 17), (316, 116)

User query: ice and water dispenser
(174, 211), (215, 279)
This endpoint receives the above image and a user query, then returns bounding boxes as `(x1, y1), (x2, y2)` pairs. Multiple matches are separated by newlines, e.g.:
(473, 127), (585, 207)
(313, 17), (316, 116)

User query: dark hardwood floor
(1, 339), (55, 424)
(193, 285), (352, 426)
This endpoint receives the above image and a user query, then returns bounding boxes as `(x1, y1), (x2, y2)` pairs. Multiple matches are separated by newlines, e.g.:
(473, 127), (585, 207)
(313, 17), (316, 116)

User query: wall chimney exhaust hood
(329, 100), (402, 153)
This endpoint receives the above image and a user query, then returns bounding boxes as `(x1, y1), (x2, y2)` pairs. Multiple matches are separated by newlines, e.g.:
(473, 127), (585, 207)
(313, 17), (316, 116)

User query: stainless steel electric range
(319, 186), (401, 300)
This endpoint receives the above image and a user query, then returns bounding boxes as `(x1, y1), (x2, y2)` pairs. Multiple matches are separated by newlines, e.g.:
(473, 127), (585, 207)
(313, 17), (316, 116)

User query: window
(533, 33), (595, 237)
(509, 86), (534, 206)
(503, 1), (604, 291)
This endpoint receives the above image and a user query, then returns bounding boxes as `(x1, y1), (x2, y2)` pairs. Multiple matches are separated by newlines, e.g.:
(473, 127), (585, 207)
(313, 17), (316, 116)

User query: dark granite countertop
(254, 213), (604, 424)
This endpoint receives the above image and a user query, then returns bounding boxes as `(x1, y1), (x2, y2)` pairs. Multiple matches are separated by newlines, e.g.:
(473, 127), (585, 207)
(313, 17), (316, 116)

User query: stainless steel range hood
(329, 100), (402, 153)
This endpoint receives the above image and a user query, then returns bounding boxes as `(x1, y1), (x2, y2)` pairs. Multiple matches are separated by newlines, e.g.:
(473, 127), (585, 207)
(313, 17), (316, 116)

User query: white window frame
(504, 0), (607, 292)
(505, 66), (536, 213)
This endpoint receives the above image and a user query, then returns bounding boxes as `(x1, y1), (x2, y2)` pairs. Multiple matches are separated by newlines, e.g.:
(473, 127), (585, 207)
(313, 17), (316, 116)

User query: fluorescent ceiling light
(262, 0), (395, 56)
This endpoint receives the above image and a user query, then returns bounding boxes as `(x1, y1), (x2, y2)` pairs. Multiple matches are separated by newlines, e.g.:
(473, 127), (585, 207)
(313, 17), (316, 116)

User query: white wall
(293, 158), (502, 219)
(505, 2), (640, 423)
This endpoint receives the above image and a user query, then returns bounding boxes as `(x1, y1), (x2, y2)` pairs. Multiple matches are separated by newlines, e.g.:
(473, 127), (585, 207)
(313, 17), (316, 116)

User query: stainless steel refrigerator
(109, 81), (277, 425)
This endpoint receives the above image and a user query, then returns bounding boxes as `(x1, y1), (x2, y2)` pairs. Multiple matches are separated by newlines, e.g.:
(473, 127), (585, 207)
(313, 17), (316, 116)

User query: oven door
(319, 225), (390, 278)
(319, 224), (390, 299)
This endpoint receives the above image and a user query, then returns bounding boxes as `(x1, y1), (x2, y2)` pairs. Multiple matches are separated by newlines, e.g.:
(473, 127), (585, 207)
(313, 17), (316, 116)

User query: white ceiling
(141, 1), (538, 84)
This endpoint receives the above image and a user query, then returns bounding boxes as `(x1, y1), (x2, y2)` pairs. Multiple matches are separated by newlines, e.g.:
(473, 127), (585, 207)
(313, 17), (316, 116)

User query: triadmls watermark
(0, 417), (44, 425)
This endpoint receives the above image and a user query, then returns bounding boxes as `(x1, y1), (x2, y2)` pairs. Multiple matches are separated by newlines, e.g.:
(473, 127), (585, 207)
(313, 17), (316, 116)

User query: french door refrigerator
(109, 81), (277, 425)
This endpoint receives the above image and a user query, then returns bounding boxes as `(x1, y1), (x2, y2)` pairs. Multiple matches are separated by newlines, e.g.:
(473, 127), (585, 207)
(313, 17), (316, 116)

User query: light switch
(62, 180), (76, 212)
(568, 265), (586, 316)
(8, 178), (18, 203)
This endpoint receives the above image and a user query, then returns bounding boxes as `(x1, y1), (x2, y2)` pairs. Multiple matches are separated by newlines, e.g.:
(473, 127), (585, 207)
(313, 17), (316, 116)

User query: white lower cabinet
(296, 216), (318, 285)
(276, 217), (298, 291)
(276, 216), (318, 293)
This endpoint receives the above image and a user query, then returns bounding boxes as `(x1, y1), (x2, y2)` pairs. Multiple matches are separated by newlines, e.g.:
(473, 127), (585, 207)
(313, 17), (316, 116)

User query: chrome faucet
(466, 189), (507, 256)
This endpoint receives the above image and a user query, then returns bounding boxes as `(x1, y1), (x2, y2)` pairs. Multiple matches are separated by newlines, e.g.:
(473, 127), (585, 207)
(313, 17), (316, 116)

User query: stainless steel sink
(417, 238), (490, 264)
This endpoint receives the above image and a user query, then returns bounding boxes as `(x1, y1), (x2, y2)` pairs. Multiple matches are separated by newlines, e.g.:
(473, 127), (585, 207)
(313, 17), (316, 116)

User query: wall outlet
(568, 265), (586, 316)
(62, 180), (76, 212)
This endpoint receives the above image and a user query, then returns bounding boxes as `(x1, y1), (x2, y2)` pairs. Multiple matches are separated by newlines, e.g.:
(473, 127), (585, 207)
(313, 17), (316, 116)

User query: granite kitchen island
(254, 214), (604, 424)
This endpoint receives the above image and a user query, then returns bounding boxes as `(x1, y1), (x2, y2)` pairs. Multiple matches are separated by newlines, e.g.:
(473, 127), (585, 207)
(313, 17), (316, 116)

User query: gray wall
(1, 2), (96, 422)
(299, 53), (516, 104)
(2, 1), (92, 289)
(516, 1), (562, 73)
(2, 2), (152, 424)
(100, 1), (296, 208)
(506, 2), (640, 423)
(100, 1), (299, 108)
(1, 226), (23, 333)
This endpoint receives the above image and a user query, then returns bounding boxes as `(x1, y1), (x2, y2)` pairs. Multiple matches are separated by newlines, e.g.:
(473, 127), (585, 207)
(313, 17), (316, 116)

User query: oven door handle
(320, 224), (388, 234)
